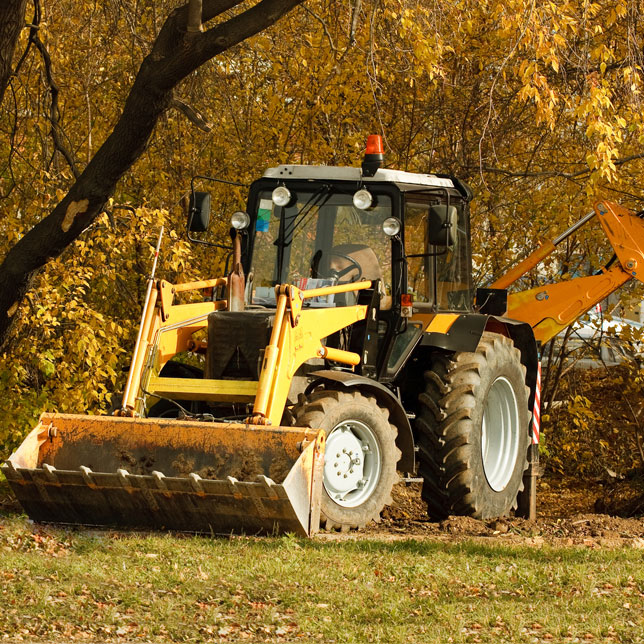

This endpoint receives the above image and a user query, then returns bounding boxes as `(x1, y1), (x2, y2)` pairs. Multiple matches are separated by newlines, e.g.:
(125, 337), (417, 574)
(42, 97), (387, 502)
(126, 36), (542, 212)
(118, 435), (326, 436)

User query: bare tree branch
(303, 6), (336, 52)
(468, 152), (644, 181)
(170, 97), (212, 132)
(0, 0), (28, 106)
(201, 0), (243, 24)
(31, 32), (79, 178)
(187, 0), (203, 33)
(8, 0), (38, 84)
(623, 396), (644, 467)
(349, 0), (362, 45)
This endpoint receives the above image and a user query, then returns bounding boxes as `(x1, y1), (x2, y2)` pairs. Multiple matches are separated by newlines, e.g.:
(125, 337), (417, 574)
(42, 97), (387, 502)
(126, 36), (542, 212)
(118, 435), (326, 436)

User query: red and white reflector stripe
(531, 361), (541, 444)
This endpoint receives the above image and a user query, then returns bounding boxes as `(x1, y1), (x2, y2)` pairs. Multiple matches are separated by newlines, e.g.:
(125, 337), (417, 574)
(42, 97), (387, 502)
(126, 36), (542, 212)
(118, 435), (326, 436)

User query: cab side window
(404, 201), (431, 304)
(404, 196), (472, 311)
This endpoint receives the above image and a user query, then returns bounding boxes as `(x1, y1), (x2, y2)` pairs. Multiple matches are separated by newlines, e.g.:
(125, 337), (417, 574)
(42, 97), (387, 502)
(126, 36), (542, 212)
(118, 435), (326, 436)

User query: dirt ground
(339, 477), (644, 546)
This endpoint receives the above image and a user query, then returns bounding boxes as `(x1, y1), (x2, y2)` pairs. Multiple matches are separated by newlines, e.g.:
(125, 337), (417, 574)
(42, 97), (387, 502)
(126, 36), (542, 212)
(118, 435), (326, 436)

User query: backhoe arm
(491, 200), (644, 344)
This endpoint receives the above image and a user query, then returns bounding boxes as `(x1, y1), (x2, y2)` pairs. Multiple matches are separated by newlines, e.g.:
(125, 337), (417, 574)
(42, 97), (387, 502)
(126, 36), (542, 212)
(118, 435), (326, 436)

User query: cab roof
(262, 165), (455, 191)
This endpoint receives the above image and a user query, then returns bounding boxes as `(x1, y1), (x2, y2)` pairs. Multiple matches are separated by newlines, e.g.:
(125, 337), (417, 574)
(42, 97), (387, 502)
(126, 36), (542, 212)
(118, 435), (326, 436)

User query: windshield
(250, 188), (393, 306)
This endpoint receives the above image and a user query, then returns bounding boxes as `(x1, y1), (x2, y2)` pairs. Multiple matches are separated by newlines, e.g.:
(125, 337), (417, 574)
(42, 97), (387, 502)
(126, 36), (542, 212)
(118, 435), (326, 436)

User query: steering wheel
(328, 251), (363, 282)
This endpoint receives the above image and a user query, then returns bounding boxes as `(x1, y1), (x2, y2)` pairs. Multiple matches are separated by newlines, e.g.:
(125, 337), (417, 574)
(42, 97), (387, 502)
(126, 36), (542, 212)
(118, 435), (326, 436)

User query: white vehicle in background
(562, 312), (644, 367)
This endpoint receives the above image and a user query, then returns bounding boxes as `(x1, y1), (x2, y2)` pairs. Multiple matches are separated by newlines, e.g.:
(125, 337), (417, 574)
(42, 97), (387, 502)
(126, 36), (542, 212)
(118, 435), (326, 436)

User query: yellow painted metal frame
(121, 275), (372, 422)
(251, 281), (372, 425)
(120, 277), (228, 415)
(146, 375), (258, 402)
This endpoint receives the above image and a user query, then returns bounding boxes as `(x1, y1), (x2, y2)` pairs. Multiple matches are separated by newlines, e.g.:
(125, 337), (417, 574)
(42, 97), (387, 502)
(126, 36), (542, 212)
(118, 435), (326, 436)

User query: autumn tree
(0, 0), (305, 348)
(2, 0), (644, 460)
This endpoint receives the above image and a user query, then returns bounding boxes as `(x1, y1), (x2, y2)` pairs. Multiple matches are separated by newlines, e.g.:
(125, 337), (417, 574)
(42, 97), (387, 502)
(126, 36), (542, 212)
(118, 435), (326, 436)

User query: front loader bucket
(2, 413), (325, 537)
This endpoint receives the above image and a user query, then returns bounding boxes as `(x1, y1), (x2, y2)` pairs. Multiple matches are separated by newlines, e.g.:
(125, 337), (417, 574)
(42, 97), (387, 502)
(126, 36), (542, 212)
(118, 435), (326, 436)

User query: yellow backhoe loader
(5, 136), (644, 535)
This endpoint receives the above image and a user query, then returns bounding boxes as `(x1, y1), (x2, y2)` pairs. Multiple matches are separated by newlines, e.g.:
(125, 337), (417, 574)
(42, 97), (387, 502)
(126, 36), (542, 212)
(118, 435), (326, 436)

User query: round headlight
(352, 188), (373, 210)
(231, 211), (250, 230)
(382, 217), (401, 236)
(272, 186), (292, 207)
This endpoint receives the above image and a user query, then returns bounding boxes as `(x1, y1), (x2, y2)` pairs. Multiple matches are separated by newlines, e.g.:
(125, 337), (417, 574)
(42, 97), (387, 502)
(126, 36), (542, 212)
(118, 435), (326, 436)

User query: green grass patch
(1, 516), (643, 642)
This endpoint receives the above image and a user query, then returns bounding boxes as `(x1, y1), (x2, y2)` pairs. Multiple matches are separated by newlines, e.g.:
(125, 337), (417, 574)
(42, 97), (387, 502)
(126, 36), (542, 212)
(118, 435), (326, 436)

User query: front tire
(293, 389), (400, 531)
(417, 332), (531, 520)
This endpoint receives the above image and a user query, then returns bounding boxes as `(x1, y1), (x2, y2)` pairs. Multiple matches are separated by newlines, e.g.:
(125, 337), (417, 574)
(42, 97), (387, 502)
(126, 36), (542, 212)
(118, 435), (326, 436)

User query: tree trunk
(0, 0), (28, 106)
(0, 0), (305, 348)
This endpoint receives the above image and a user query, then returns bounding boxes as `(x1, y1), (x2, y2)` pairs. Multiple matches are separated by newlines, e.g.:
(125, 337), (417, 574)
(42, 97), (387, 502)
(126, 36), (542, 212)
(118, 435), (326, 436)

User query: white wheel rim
(481, 376), (520, 492)
(323, 419), (381, 507)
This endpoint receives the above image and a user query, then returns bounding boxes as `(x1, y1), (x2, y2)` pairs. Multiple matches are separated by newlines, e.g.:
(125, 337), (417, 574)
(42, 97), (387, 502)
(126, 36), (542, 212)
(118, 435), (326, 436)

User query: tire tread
(417, 333), (531, 520)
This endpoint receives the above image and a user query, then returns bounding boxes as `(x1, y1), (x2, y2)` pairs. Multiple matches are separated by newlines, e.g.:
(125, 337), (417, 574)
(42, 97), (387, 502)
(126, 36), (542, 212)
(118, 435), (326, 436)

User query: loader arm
(490, 200), (644, 344)
(119, 277), (229, 416)
(250, 280), (372, 426)
(121, 275), (372, 421)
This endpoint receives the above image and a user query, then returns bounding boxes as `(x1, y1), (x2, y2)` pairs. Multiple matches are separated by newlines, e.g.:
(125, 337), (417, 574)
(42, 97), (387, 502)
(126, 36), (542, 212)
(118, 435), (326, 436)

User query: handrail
(300, 280), (372, 299)
(173, 277), (227, 293)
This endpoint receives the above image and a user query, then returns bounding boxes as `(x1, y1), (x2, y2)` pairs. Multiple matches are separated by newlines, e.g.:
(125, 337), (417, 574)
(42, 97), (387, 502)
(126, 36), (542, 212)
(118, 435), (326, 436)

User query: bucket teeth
(189, 473), (204, 493)
(80, 466), (94, 486)
(256, 475), (279, 499)
(152, 471), (167, 489)
(117, 469), (132, 488)
(43, 464), (58, 482)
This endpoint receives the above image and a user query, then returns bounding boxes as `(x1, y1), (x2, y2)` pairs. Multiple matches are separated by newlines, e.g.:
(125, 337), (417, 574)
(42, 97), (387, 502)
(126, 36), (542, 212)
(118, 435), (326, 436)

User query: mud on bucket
(3, 413), (325, 536)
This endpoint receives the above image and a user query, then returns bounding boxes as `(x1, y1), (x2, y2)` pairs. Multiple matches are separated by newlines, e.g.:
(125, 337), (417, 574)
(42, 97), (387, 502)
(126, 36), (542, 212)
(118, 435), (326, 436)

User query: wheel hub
(481, 376), (520, 492)
(323, 420), (381, 507)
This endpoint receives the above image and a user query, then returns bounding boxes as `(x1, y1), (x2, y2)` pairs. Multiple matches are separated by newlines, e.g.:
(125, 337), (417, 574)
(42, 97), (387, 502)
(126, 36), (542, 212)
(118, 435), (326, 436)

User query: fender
(421, 312), (539, 420)
(306, 370), (415, 473)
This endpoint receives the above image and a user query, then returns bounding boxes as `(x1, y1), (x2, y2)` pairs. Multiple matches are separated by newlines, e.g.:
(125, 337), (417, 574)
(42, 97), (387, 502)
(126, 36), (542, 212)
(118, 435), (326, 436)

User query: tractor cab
(242, 158), (473, 318)
(216, 141), (474, 383)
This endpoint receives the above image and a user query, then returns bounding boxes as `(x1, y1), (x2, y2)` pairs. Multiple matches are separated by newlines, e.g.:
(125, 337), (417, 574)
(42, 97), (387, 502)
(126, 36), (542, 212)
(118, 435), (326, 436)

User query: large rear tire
(293, 389), (400, 531)
(416, 332), (531, 520)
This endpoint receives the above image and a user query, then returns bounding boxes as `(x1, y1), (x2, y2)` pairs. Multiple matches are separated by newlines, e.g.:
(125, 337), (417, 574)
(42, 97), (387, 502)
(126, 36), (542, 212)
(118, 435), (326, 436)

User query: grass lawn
(1, 516), (643, 643)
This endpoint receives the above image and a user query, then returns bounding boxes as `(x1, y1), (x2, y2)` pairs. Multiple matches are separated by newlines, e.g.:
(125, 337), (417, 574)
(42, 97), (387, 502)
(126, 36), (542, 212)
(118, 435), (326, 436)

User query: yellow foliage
(2, 0), (644, 455)
(0, 207), (198, 457)
(543, 366), (642, 477)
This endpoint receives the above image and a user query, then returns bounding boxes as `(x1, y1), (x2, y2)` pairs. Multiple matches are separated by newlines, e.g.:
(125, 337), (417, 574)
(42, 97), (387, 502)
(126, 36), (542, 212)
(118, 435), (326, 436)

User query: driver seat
(328, 243), (391, 309)
(329, 243), (382, 283)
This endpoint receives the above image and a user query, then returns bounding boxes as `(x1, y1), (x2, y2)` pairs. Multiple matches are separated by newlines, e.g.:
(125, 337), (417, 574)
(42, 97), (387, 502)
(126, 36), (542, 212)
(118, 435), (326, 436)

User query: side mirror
(188, 191), (211, 232)
(428, 204), (457, 246)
